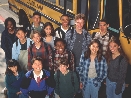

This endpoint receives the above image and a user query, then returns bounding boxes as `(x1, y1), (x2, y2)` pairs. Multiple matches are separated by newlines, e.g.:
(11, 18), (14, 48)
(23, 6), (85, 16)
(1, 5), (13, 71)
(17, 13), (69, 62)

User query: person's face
(16, 30), (26, 41)
(33, 15), (41, 25)
(89, 42), (99, 54)
(99, 22), (109, 33)
(59, 64), (68, 74)
(32, 33), (41, 44)
(55, 41), (65, 54)
(75, 19), (84, 31)
(7, 21), (14, 31)
(44, 26), (52, 36)
(61, 16), (69, 27)
(109, 42), (120, 54)
(8, 66), (17, 73)
(32, 60), (42, 72)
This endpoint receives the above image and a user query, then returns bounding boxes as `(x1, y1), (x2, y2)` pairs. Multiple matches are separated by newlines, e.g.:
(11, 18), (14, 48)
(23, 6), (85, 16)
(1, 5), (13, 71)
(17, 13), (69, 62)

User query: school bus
(8, 0), (131, 64)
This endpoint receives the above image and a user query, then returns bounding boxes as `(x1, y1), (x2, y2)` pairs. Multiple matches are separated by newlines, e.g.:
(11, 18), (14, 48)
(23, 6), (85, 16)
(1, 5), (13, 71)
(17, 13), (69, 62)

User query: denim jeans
(83, 78), (101, 98)
(106, 78), (125, 98)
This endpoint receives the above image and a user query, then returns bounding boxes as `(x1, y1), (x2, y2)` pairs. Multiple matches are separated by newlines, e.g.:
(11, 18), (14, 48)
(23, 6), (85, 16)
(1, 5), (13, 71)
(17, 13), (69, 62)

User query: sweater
(107, 55), (128, 94)
(54, 71), (79, 98)
(5, 71), (25, 98)
(1, 29), (17, 60)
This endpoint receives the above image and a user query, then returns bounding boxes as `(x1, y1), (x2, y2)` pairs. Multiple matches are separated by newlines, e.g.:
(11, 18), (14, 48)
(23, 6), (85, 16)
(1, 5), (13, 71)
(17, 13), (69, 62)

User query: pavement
(0, 2), (19, 98)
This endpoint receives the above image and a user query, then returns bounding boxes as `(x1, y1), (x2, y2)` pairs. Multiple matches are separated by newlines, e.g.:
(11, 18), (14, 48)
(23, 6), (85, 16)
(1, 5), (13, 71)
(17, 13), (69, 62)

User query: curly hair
(4, 17), (16, 29)
(84, 39), (102, 62)
(41, 22), (55, 37)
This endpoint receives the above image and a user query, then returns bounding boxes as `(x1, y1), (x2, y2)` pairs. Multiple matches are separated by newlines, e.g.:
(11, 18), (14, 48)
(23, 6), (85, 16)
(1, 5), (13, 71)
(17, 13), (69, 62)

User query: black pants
(28, 90), (47, 98)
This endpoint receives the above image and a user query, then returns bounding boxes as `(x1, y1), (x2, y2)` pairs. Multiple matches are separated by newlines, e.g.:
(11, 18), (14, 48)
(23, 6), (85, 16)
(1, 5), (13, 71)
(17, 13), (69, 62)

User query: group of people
(1, 11), (130, 98)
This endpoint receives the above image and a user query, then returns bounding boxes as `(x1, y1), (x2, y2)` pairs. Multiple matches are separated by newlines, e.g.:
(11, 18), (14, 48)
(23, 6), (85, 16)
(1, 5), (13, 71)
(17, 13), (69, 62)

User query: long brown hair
(105, 36), (127, 64)
(84, 39), (102, 62)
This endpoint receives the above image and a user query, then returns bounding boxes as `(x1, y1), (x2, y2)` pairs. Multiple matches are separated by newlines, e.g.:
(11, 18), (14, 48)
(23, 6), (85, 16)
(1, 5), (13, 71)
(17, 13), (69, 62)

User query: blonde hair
(75, 13), (86, 21)
(30, 30), (42, 39)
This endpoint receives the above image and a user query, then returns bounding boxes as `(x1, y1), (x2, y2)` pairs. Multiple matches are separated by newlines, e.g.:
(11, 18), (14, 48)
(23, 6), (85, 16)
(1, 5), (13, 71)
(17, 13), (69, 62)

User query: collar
(33, 70), (43, 81)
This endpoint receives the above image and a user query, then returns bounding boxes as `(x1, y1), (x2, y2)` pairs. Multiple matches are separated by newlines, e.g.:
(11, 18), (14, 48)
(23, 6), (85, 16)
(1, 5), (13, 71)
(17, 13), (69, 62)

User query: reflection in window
(59, 0), (73, 11)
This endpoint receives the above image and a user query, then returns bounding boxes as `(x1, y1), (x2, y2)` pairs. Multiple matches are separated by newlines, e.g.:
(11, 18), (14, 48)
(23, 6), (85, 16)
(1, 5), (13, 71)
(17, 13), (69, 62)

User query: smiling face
(59, 64), (68, 74)
(109, 42), (120, 54)
(32, 60), (42, 73)
(8, 66), (17, 74)
(99, 21), (109, 33)
(32, 33), (41, 44)
(44, 25), (52, 36)
(75, 19), (84, 31)
(16, 30), (26, 41)
(61, 16), (69, 27)
(89, 42), (99, 55)
(55, 41), (65, 54)
(7, 21), (14, 32)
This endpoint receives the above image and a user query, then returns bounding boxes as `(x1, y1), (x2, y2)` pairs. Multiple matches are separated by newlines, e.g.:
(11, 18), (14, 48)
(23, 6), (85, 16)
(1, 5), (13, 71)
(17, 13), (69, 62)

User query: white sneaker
(1, 87), (7, 94)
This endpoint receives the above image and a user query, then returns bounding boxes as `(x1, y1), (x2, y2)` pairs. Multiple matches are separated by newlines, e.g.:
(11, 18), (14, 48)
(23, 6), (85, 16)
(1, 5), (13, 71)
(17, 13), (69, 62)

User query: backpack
(57, 70), (75, 90)
(92, 32), (112, 40)
(52, 50), (72, 70)
(70, 27), (88, 40)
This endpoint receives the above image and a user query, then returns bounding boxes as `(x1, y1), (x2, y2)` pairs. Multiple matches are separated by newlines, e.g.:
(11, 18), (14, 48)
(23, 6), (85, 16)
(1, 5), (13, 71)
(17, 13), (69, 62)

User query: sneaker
(1, 87), (7, 94)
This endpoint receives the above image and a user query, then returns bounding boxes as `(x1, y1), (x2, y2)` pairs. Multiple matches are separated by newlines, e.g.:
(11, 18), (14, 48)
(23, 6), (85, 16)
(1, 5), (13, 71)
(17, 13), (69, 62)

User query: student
(1, 17), (17, 64)
(20, 56), (54, 98)
(92, 19), (112, 56)
(78, 39), (107, 98)
(55, 14), (72, 39)
(5, 59), (26, 98)
(65, 13), (91, 70)
(12, 27), (32, 72)
(105, 37), (128, 98)
(54, 57), (79, 98)
(26, 11), (44, 37)
(42, 22), (55, 49)
(51, 38), (74, 72)
(28, 30), (52, 71)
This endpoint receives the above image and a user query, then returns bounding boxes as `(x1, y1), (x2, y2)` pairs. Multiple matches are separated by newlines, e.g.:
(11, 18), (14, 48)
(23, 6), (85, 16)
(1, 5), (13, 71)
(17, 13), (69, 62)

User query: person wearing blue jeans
(78, 39), (107, 98)
(106, 78), (125, 98)
(83, 78), (101, 98)
(105, 37), (128, 98)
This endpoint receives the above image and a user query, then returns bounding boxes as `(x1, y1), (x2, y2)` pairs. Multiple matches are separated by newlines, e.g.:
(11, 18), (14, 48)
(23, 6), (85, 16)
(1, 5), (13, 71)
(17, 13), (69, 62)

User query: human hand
(80, 83), (83, 89)
(16, 91), (22, 95)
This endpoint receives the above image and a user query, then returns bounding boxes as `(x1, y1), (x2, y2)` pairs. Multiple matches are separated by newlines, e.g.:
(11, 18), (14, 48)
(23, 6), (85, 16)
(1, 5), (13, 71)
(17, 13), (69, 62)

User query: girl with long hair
(78, 39), (107, 98)
(105, 36), (128, 98)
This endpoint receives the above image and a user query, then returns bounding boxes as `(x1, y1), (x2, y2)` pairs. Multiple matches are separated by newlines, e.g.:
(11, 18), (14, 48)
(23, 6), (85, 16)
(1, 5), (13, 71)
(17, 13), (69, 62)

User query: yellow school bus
(8, 0), (131, 63)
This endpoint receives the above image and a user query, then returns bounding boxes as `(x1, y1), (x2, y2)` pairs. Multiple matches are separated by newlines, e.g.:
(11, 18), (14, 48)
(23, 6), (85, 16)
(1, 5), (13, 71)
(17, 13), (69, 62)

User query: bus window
(105, 0), (119, 34)
(59, 0), (73, 12)
(88, 0), (100, 30)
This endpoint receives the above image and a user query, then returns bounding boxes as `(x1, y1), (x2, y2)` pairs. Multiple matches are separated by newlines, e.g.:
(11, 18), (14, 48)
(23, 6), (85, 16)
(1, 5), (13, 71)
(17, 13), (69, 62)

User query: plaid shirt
(77, 53), (107, 90)
(28, 42), (53, 70)
(65, 29), (92, 53)
(53, 49), (74, 71)
(93, 32), (110, 55)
